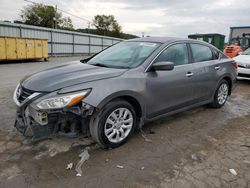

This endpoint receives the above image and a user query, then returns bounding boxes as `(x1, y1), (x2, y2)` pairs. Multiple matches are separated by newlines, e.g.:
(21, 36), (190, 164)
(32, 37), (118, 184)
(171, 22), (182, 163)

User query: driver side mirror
(152, 61), (174, 71)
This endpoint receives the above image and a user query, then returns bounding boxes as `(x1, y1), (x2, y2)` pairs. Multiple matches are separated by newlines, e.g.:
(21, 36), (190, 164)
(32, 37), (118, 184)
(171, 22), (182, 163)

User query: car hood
(233, 55), (250, 64)
(21, 61), (127, 92)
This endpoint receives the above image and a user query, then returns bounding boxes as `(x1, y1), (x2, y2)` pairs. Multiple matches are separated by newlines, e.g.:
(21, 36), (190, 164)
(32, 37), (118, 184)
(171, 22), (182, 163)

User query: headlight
(14, 83), (21, 98)
(36, 90), (90, 110)
(13, 83), (21, 106)
(238, 62), (250, 68)
(243, 64), (250, 68)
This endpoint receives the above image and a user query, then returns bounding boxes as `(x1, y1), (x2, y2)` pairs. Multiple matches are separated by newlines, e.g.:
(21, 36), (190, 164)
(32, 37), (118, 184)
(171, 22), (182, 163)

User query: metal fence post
(50, 30), (53, 56)
(72, 33), (75, 55)
(19, 25), (22, 38)
(102, 37), (104, 50)
(88, 36), (91, 56)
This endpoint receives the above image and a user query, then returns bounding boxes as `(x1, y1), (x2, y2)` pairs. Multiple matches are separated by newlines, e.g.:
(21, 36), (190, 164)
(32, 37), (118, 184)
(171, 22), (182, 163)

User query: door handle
(215, 65), (221, 70)
(186, 72), (193, 77)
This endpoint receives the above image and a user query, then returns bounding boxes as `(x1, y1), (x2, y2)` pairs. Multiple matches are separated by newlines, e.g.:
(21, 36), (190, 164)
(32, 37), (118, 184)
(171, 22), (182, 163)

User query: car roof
(127, 37), (217, 48)
(127, 37), (189, 43)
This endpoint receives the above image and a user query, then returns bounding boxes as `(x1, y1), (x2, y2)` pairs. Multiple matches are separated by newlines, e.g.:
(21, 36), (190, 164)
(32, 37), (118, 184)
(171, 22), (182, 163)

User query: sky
(1, 0), (250, 39)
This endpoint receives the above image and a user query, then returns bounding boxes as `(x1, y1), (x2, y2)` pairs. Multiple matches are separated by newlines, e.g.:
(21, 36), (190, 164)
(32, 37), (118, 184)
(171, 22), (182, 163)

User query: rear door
(146, 43), (195, 118)
(189, 43), (219, 102)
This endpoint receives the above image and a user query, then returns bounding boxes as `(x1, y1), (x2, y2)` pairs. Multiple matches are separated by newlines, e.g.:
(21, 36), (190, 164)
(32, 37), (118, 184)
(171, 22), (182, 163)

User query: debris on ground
(22, 138), (32, 145)
(149, 130), (155, 134)
(141, 166), (145, 170)
(191, 154), (198, 161)
(140, 130), (153, 143)
(205, 135), (218, 143)
(144, 137), (153, 143)
(85, 144), (100, 151)
(66, 163), (73, 170)
(70, 138), (94, 147)
(243, 160), (250, 165)
(74, 144), (99, 177)
(229, 169), (237, 176)
(116, 165), (124, 169)
(240, 144), (250, 148)
(105, 159), (109, 162)
(75, 149), (90, 177)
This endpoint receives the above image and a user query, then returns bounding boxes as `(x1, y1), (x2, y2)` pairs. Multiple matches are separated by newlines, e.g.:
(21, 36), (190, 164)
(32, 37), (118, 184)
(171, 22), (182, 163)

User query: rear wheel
(89, 99), (137, 148)
(210, 79), (229, 108)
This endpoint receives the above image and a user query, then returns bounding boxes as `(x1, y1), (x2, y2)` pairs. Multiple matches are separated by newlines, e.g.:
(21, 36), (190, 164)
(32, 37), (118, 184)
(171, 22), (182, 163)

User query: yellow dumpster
(0, 36), (48, 61)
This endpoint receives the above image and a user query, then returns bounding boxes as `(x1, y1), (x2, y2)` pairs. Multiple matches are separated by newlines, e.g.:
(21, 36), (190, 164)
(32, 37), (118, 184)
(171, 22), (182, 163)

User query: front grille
(18, 87), (35, 103)
(238, 73), (250, 78)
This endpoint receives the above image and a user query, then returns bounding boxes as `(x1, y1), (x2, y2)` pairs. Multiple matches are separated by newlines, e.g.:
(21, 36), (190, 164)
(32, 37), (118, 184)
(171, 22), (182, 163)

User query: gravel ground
(0, 57), (250, 188)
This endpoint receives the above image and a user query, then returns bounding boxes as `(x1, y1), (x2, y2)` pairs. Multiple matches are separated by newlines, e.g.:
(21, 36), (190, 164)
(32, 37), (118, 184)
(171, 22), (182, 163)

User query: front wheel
(89, 100), (137, 148)
(210, 79), (229, 108)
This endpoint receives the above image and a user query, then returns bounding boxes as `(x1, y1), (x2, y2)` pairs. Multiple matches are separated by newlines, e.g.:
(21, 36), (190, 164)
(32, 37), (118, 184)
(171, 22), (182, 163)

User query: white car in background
(234, 48), (250, 80)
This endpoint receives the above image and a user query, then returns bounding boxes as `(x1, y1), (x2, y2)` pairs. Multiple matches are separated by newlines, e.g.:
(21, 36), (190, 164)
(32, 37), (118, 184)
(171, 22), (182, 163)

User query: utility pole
(24, 0), (91, 31)
(88, 22), (90, 33)
(54, 5), (57, 29)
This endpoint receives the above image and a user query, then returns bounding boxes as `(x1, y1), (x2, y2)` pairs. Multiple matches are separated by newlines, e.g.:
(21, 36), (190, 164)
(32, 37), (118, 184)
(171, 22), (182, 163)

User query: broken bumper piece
(14, 102), (95, 141)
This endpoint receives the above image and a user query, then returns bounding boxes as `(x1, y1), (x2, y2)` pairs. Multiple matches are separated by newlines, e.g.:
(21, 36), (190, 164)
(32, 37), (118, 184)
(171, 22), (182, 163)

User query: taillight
(232, 61), (238, 69)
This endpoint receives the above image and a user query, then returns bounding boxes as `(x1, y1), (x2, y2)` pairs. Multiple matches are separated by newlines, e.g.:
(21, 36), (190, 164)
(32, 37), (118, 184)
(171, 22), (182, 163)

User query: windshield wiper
(91, 63), (108, 68)
(91, 62), (129, 69)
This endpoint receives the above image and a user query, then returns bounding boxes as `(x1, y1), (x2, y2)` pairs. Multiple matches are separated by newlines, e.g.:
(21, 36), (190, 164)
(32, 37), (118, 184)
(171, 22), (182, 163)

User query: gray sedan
(13, 37), (237, 148)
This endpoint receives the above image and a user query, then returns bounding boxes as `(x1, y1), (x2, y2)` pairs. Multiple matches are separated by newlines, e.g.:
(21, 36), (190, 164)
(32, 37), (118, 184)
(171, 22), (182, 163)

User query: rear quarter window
(212, 49), (228, 59)
(213, 50), (220, 59)
(220, 52), (229, 59)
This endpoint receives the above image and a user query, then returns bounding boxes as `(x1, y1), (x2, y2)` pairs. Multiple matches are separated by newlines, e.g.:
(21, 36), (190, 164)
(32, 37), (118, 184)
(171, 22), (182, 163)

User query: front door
(146, 43), (195, 119)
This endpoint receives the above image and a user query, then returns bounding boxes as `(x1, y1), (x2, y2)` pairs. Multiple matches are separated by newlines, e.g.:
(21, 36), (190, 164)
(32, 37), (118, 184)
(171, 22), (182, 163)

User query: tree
(76, 28), (138, 39)
(20, 4), (73, 30)
(58, 17), (74, 30)
(14, 20), (23, 24)
(92, 15), (122, 37)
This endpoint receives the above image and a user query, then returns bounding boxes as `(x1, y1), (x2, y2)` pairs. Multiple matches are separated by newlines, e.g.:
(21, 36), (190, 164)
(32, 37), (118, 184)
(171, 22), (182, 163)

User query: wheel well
(110, 96), (142, 117)
(223, 77), (232, 95)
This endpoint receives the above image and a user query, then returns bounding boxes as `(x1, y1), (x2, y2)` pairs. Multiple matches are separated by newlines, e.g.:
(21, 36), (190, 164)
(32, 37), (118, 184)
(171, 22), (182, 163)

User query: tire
(89, 99), (137, 148)
(210, 79), (229, 108)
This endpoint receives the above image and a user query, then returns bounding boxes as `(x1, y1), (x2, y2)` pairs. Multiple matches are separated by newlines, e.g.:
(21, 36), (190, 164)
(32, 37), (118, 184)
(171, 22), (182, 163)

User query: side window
(154, 43), (188, 66)
(190, 43), (213, 62)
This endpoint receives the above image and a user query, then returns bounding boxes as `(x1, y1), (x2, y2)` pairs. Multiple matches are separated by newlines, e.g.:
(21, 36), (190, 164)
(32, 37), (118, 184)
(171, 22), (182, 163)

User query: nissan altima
(13, 37), (237, 148)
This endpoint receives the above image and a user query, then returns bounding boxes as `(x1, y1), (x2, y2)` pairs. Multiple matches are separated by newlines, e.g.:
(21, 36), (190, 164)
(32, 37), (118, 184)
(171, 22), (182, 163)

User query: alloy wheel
(104, 107), (133, 143)
(217, 83), (228, 105)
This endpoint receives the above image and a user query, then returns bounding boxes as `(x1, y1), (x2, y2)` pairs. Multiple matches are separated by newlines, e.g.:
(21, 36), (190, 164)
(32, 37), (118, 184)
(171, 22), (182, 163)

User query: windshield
(88, 41), (161, 68)
(243, 48), (250, 55)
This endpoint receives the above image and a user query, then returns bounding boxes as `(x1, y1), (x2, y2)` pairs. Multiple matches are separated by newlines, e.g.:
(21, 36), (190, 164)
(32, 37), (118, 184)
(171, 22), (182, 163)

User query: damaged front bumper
(13, 86), (95, 141)
(15, 106), (60, 139)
